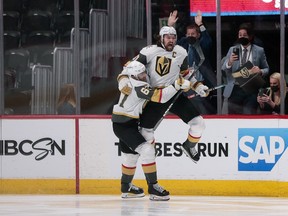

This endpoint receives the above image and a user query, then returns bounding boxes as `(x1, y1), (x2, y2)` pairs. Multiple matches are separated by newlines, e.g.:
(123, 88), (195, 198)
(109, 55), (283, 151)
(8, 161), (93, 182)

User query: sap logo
(238, 128), (288, 171)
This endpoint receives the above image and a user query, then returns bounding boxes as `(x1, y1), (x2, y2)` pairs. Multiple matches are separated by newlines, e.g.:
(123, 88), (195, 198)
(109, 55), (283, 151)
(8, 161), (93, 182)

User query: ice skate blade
(121, 192), (145, 199)
(149, 194), (170, 201)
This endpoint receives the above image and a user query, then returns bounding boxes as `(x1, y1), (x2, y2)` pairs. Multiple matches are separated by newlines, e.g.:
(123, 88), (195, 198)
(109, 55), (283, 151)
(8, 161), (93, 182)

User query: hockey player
(118, 26), (209, 163)
(112, 61), (191, 201)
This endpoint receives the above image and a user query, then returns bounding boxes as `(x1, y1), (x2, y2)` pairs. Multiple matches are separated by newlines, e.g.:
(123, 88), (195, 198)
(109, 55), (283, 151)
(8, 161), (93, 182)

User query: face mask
(271, 85), (279, 92)
(187, 36), (197, 45)
(237, 37), (250, 46)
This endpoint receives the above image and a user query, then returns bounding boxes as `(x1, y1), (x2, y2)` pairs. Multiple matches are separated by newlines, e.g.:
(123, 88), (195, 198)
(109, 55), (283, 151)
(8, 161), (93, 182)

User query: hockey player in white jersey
(112, 61), (190, 201)
(118, 26), (209, 164)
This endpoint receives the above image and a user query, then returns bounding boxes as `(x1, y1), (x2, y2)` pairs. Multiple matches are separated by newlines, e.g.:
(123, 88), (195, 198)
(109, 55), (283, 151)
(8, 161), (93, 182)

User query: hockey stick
(208, 84), (226, 91)
(187, 84), (226, 99)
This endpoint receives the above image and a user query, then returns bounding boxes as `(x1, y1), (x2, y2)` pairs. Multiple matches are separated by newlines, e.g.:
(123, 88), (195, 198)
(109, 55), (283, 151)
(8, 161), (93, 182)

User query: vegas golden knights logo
(239, 67), (250, 78)
(155, 56), (172, 76)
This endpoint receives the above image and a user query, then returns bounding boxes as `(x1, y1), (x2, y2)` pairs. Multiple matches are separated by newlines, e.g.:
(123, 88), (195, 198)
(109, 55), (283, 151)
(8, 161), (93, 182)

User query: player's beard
(164, 42), (175, 51)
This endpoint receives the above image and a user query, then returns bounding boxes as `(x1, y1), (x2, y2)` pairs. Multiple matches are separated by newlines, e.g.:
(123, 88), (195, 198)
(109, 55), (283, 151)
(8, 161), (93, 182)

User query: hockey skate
(181, 141), (200, 163)
(121, 183), (145, 198)
(148, 183), (170, 201)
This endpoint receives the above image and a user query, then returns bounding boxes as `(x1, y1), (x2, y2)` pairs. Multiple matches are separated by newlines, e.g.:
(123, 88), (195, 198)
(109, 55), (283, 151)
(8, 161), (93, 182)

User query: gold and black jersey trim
(112, 112), (139, 123)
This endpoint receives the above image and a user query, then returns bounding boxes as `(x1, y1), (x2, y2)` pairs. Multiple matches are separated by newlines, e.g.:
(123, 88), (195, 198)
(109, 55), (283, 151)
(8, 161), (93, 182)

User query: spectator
(57, 83), (76, 114)
(221, 22), (269, 114)
(168, 10), (217, 114)
(257, 72), (288, 114)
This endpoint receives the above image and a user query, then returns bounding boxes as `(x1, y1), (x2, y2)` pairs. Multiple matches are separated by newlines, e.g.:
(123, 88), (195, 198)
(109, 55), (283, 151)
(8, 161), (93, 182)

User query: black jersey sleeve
(134, 85), (153, 100)
(133, 53), (147, 65)
(181, 56), (189, 71)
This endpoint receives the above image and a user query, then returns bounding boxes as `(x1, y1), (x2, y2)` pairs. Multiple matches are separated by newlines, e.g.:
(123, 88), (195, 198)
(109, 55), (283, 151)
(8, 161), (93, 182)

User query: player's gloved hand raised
(195, 84), (209, 97)
(174, 77), (191, 91)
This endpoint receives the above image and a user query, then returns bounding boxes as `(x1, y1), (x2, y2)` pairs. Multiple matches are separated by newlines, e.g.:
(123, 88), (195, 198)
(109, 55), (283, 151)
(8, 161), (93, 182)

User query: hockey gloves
(194, 82), (209, 97)
(174, 77), (191, 91)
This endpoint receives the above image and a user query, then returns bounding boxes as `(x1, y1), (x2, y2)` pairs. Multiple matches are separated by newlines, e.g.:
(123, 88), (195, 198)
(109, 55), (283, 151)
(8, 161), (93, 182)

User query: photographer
(222, 22), (269, 114)
(257, 72), (288, 114)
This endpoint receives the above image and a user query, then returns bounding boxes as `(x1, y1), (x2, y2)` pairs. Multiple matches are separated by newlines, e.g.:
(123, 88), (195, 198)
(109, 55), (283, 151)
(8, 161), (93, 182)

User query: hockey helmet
(159, 26), (177, 41)
(125, 61), (146, 77)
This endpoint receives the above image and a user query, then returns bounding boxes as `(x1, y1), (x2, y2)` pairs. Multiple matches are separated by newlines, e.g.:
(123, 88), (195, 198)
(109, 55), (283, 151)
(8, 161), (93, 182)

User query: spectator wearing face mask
(221, 22), (269, 114)
(168, 10), (217, 114)
(257, 72), (288, 114)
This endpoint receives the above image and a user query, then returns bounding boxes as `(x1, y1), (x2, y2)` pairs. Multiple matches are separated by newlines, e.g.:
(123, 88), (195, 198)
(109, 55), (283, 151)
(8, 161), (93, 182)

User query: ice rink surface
(1, 195), (288, 216)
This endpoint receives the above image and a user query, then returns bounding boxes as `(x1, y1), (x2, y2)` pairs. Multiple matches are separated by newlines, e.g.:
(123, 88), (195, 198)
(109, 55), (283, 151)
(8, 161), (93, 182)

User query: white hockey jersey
(112, 77), (178, 123)
(133, 44), (189, 88)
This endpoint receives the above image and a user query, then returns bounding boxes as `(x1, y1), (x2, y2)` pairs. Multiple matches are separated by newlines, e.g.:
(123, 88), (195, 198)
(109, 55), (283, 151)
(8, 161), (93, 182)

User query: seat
(4, 31), (21, 51)
(54, 10), (84, 34)
(3, 11), (21, 31)
(3, 0), (24, 13)
(37, 48), (54, 66)
(25, 31), (56, 47)
(59, 0), (91, 28)
(54, 11), (75, 34)
(23, 31), (56, 63)
(25, 0), (59, 14)
(4, 48), (30, 70)
(4, 48), (30, 83)
(22, 10), (53, 33)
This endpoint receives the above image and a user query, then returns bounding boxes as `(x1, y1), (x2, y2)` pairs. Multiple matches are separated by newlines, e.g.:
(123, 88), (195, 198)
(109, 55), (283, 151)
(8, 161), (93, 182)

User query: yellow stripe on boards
(1, 179), (288, 197)
(80, 180), (288, 197)
(0, 179), (75, 194)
